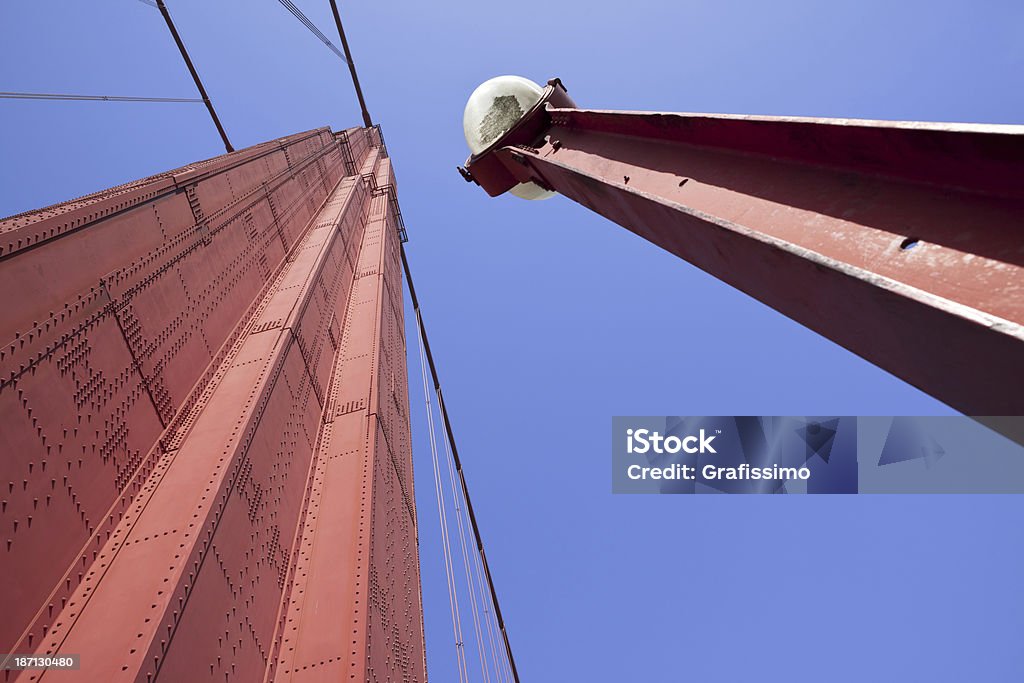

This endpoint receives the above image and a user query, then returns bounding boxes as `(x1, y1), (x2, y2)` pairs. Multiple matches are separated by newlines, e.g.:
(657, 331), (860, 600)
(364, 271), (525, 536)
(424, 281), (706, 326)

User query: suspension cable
(470, 506), (508, 680)
(402, 244), (522, 683)
(441, 406), (494, 683)
(0, 91), (202, 103)
(463, 464), (509, 682)
(276, 0), (348, 62)
(326, 0), (373, 127)
(417, 316), (470, 683)
(154, 0), (234, 152)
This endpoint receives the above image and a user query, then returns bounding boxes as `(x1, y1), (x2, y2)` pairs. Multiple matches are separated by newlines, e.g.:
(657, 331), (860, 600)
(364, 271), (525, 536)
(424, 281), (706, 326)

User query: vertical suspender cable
(401, 244), (522, 683)
(417, 329), (470, 683)
(465, 487), (509, 681)
(441, 405), (494, 683)
(326, 0), (373, 127)
(155, 0), (234, 152)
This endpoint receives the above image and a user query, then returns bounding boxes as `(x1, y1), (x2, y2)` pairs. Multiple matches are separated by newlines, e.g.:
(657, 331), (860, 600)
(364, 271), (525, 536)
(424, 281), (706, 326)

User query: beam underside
(503, 110), (1024, 414)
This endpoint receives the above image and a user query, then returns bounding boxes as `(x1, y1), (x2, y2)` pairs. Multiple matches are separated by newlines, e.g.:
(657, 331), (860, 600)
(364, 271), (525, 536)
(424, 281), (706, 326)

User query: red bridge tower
(0, 125), (425, 682)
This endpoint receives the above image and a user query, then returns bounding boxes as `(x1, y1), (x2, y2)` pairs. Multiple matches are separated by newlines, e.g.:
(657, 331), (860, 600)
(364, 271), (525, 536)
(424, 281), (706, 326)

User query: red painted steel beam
(463, 80), (1024, 414)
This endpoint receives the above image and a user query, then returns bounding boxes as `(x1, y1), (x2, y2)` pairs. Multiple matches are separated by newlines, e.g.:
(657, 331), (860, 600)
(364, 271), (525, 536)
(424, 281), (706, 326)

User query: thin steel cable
(454, 438), (507, 681)
(417, 327), (470, 683)
(422, 335), (470, 683)
(326, 0), (372, 127)
(402, 243), (521, 683)
(0, 91), (202, 103)
(450, 449), (507, 681)
(154, 0), (234, 152)
(468, 514), (509, 682)
(134, 0), (159, 7)
(441, 415), (493, 683)
(276, 0), (347, 62)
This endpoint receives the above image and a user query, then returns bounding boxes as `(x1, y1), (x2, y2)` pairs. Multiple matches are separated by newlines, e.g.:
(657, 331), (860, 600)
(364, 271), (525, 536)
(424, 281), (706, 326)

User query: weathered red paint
(465, 92), (1024, 414)
(0, 126), (424, 681)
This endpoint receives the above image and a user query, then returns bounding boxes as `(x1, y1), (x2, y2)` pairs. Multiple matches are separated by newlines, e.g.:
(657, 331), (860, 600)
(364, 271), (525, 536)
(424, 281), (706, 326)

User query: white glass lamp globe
(462, 75), (555, 201)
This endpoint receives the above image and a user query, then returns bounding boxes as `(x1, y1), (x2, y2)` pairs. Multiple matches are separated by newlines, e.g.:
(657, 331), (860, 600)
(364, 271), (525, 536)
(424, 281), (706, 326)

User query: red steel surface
(0, 126), (424, 681)
(480, 107), (1024, 414)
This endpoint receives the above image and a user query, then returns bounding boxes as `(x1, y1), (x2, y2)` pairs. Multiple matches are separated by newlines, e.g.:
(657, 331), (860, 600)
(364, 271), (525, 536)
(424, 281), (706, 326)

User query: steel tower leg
(0, 127), (425, 682)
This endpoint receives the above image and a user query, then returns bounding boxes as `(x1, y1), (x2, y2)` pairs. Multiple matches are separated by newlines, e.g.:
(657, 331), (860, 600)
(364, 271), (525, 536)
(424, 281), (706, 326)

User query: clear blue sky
(2, 1), (1022, 680)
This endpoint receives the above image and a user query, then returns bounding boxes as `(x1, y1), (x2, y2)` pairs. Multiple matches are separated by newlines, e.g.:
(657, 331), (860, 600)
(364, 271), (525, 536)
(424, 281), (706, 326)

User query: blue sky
(2, 1), (1022, 680)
